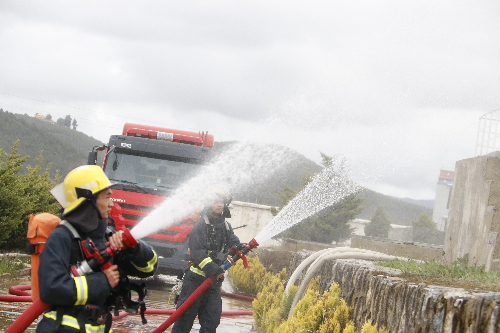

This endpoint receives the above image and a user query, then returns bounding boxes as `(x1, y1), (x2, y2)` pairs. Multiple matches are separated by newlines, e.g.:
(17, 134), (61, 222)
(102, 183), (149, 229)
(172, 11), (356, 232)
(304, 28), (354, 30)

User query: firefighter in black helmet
(171, 188), (242, 333)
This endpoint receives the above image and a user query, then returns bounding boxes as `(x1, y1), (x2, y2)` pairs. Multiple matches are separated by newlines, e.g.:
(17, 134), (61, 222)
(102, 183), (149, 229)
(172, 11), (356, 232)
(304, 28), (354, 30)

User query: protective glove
(229, 243), (247, 256)
(204, 261), (225, 278)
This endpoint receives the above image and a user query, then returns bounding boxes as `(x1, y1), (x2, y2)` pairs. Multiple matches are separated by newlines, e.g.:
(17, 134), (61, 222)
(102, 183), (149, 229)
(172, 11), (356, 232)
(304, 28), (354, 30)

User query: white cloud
(1, 0), (499, 200)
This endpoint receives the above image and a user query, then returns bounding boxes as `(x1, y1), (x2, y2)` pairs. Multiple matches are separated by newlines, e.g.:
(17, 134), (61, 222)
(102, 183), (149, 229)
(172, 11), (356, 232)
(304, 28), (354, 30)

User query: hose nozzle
(221, 238), (259, 270)
(72, 228), (140, 276)
(248, 238), (259, 250)
(121, 228), (139, 249)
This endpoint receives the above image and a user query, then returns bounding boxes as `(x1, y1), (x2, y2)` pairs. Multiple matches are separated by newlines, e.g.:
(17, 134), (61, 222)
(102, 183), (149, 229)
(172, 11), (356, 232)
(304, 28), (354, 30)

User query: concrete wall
(413, 227), (445, 246)
(388, 224), (413, 242)
(280, 238), (333, 252)
(349, 218), (370, 235)
(226, 200), (279, 247)
(433, 183), (452, 231)
(351, 235), (444, 261)
(324, 260), (500, 333)
(350, 219), (438, 244)
(257, 249), (500, 333)
(444, 155), (500, 271)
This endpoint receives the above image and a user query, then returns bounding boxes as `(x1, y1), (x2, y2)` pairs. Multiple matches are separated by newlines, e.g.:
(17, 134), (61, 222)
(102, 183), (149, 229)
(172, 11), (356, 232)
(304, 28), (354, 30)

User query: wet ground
(0, 273), (256, 332)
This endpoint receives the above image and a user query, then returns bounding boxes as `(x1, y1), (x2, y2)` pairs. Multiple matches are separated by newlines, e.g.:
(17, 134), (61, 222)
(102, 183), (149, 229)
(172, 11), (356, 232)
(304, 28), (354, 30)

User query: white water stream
(131, 141), (299, 240)
(254, 156), (359, 244)
(131, 138), (359, 245)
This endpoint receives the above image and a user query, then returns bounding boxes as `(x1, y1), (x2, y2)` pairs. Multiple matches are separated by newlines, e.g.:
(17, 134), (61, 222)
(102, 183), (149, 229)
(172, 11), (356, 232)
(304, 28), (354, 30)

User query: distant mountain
(357, 189), (432, 226)
(395, 197), (434, 209)
(0, 109), (103, 178)
(214, 141), (432, 226)
(213, 140), (323, 207)
(0, 109), (432, 226)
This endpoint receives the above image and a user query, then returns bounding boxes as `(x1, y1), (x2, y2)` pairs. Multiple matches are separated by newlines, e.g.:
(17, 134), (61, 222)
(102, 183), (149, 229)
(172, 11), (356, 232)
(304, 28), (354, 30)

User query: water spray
(129, 141), (299, 240)
(254, 156), (360, 244)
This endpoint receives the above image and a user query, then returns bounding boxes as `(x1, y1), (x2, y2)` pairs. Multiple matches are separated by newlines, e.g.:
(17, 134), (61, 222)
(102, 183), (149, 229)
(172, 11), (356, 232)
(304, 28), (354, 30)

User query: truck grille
(155, 247), (177, 258)
(112, 199), (193, 242)
(120, 203), (155, 212)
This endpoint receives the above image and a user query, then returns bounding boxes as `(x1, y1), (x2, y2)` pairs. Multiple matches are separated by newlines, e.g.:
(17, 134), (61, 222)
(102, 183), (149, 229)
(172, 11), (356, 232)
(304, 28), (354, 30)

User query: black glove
(204, 262), (224, 278)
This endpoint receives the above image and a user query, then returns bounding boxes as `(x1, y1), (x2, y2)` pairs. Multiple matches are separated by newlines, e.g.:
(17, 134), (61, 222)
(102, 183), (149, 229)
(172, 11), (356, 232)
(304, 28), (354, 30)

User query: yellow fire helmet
(51, 165), (112, 215)
(206, 185), (230, 205)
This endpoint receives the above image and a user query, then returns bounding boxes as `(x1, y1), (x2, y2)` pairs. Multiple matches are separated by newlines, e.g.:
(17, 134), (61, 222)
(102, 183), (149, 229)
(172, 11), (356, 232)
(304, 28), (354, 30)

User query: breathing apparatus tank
(26, 213), (62, 301)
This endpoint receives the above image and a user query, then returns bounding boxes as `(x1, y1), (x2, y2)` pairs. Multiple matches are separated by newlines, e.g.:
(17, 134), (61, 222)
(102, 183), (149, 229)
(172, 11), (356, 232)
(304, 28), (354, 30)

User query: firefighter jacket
(37, 215), (157, 332)
(188, 213), (241, 280)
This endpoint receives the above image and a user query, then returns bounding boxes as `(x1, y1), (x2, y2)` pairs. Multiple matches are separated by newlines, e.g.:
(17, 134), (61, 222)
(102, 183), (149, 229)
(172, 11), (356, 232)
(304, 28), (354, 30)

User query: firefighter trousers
(171, 273), (222, 333)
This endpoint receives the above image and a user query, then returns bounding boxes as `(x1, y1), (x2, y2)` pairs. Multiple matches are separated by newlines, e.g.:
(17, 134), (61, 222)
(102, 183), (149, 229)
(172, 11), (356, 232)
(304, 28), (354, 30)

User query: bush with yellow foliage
(228, 254), (387, 333)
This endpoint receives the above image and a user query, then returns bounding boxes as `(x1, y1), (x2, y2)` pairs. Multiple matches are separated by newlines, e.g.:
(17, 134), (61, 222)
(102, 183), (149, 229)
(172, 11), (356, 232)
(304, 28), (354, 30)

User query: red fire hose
(4, 298), (50, 333)
(3, 238), (259, 332)
(0, 285), (32, 302)
(221, 290), (256, 301)
(113, 308), (253, 320)
(151, 277), (216, 333)
(1, 283), (254, 332)
(8, 285), (32, 296)
(0, 295), (32, 302)
(0, 284), (49, 333)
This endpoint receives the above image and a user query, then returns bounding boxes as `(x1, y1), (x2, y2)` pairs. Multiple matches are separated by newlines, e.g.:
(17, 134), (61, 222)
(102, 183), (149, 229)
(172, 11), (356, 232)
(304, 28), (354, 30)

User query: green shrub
(0, 142), (60, 250)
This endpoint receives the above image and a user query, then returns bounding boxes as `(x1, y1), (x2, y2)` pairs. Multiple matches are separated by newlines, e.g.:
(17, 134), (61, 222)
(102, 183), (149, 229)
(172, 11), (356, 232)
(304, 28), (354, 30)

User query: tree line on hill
(34, 112), (78, 129)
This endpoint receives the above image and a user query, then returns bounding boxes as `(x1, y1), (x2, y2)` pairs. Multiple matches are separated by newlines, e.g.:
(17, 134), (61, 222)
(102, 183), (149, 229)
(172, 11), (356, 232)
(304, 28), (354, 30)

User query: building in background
(34, 113), (54, 124)
(476, 109), (500, 156)
(432, 169), (455, 231)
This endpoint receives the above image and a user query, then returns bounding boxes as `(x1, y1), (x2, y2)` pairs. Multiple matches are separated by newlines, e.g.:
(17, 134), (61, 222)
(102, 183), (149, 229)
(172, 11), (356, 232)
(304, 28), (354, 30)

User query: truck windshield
(104, 150), (201, 191)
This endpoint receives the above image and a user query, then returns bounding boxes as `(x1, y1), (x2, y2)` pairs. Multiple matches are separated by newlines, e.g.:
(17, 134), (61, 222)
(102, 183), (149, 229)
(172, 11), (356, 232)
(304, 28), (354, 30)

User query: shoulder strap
(203, 214), (216, 248)
(60, 220), (82, 239)
(203, 215), (230, 230)
(58, 220), (84, 265)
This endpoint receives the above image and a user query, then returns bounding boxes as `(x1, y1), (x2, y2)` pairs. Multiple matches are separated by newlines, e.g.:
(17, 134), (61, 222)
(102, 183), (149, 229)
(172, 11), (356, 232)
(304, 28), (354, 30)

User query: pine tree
(365, 206), (391, 238)
(64, 115), (72, 128)
(412, 212), (437, 230)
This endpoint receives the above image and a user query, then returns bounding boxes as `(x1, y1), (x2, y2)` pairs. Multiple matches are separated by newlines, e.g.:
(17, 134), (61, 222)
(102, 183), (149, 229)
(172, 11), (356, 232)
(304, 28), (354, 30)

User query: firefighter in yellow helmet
(172, 187), (242, 333)
(36, 165), (158, 333)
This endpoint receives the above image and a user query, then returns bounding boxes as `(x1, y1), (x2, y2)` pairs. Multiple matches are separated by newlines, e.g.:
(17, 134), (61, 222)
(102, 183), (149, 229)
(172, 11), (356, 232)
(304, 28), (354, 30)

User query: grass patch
(0, 255), (30, 275)
(378, 258), (500, 291)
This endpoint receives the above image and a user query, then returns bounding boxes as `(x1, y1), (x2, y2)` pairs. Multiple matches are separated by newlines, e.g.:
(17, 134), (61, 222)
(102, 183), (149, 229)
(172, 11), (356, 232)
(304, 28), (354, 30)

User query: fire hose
(0, 287), (254, 330)
(2, 237), (258, 332)
(285, 247), (405, 318)
(151, 238), (259, 333)
(4, 228), (139, 333)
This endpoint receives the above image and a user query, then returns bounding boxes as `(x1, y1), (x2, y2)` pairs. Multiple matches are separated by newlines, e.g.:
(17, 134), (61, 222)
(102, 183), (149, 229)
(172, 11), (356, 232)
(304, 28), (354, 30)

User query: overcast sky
(1, 1), (499, 200)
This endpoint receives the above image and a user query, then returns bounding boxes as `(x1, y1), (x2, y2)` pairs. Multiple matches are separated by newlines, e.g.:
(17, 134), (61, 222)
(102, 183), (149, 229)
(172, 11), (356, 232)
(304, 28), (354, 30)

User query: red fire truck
(88, 123), (214, 276)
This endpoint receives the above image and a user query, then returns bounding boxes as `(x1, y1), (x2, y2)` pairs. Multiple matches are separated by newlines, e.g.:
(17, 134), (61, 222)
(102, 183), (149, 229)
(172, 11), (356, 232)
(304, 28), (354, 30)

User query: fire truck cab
(88, 123), (214, 276)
